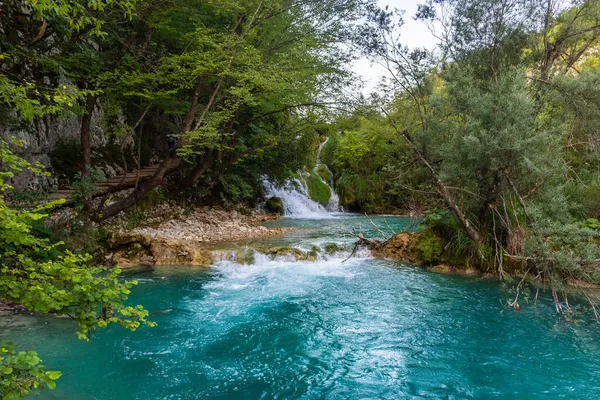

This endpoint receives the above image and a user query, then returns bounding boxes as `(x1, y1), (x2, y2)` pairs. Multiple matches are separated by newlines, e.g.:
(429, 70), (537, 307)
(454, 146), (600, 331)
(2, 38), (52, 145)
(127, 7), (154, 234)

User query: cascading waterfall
(262, 176), (330, 218)
(263, 137), (341, 218)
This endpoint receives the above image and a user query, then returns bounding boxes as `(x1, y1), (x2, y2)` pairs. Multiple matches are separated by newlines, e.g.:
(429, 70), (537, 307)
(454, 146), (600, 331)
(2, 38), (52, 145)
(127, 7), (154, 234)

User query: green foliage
(323, 243), (345, 254)
(265, 196), (283, 215)
(360, 0), (600, 293)
(415, 231), (445, 264)
(71, 167), (105, 209)
(0, 141), (152, 397)
(125, 207), (147, 230)
(0, 0), (138, 122)
(325, 114), (433, 213)
(7, 189), (49, 205)
(305, 171), (331, 206)
(315, 164), (331, 184)
(581, 218), (600, 231)
(0, 342), (61, 399)
(220, 174), (260, 207)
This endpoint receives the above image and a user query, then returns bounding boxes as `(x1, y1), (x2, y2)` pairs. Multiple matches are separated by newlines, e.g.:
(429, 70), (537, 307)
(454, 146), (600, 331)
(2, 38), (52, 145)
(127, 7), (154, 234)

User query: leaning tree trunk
(96, 77), (205, 221)
(182, 150), (214, 188)
(80, 94), (97, 176)
(97, 155), (181, 220)
(383, 109), (482, 244)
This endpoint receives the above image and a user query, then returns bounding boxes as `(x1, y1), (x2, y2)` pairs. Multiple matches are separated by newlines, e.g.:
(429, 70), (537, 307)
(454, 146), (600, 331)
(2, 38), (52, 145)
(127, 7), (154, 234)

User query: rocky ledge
(371, 232), (481, 276)
(107, 206), (285, 268)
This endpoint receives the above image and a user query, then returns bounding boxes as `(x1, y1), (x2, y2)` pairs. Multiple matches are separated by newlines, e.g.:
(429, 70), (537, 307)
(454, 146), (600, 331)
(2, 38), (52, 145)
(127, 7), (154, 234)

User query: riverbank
(123, 204), (285, 243)
(106, 204), (286, 268)
(4, 213), (600, 400)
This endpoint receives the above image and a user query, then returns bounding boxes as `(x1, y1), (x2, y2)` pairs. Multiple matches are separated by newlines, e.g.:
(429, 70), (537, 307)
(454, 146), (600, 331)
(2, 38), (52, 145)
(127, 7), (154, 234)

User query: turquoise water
(3, 215), (600, 399)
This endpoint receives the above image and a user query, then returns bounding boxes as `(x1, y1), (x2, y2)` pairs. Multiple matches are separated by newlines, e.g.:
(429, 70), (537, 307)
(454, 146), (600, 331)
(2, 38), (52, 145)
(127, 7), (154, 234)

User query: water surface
(2, 215), (600, 399)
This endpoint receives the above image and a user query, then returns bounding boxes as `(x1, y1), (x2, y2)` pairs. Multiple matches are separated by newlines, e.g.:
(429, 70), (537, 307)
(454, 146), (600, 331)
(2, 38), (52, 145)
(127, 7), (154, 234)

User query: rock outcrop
(371, 232), (422, 264)
(109, 234), (213, 268)
(371, 231), (481, 276)
(107, 205), (285, 268)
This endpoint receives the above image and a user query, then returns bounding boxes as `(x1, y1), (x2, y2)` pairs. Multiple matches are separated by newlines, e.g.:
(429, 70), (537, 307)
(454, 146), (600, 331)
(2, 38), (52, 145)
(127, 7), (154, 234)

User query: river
(3, 214), (600, 399)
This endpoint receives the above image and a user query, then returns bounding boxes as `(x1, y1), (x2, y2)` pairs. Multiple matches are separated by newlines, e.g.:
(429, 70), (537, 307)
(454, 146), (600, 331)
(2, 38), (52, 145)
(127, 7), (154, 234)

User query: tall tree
(95, 0), (377, 219)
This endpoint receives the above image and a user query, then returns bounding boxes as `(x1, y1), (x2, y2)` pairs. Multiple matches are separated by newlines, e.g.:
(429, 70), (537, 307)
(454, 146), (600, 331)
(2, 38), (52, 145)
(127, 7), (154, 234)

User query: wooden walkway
(48, 164), (161, 201)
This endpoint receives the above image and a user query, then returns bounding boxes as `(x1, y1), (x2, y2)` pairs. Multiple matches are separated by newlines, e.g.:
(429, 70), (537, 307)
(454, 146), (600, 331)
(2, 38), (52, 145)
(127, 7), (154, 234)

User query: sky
(353, 0), (439, 94)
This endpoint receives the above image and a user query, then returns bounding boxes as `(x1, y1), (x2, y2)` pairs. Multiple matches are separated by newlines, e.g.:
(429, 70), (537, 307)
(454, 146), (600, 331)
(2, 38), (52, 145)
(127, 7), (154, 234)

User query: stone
(429, 264), (453, 274)
(109, 235), (212, 268)
(265, 196), (284, 214)
(150, 238), (213, 266)
(371, 232), (418, 263)
(235, 248), (256, 265)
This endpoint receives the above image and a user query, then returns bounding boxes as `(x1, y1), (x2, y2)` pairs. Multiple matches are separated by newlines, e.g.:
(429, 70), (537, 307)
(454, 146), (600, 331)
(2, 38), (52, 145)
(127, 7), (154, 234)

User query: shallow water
(3, 215), (600, 399)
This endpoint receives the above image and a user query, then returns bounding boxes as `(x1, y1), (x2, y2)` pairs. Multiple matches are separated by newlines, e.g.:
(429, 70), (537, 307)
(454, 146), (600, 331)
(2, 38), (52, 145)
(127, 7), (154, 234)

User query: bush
(415, 231), (445, 264)
(71, 167), (106, 209)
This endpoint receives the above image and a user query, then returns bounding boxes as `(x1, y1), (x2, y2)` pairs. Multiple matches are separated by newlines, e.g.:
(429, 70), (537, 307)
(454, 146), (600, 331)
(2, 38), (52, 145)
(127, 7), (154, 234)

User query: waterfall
(262, 137), (341, 218)
(262, 176), (330, 218)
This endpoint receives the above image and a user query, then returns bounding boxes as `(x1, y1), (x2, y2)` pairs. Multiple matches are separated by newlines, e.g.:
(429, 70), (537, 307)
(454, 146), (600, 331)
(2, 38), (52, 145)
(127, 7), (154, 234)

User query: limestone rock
(109, 235), (213, 268)
(149, 238), (213, 266)
(429, 264), (452, 273)
(371, 232), (421, 263)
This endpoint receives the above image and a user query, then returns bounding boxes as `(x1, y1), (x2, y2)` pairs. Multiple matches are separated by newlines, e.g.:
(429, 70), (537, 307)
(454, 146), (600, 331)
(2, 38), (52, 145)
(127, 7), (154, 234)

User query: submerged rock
(235, 248), (256, 265)
(428, 264), (452, 273)
(260, 246), (318, 261)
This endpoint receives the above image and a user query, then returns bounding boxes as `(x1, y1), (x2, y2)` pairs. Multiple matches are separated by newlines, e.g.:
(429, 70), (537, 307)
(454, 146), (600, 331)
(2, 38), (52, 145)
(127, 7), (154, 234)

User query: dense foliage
(320, 0), (600, 312)
(0, 0), (378, 397)
(0, 140), (153, 398)
(2, 0), (600, 395)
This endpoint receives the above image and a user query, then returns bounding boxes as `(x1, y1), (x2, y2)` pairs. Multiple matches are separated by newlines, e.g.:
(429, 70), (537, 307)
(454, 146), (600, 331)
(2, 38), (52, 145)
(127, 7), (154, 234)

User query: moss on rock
(265, 196), (283, 214)
(305, 171), (331, 206)
(315, 164), (331, 184)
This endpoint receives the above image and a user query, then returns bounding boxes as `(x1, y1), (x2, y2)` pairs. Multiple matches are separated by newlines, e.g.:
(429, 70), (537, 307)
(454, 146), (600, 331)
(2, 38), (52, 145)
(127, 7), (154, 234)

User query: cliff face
(0, 106), (128, 191)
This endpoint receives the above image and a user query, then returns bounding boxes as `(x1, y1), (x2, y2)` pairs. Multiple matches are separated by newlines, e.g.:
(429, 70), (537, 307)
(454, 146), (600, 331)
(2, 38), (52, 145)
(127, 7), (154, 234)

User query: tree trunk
(182, 150), (214, 188)
(97, 77), (205, 220)
(81, 94), (97, 176)
(383, 109), (482, 244)
(97, 155), (181, 220)
(93, 0), (264, 219)
(432, 182), (482, 243)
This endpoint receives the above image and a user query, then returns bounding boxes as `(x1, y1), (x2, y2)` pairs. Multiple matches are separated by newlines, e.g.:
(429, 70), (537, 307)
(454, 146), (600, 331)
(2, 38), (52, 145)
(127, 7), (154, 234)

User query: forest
(2, 0), (600, 397)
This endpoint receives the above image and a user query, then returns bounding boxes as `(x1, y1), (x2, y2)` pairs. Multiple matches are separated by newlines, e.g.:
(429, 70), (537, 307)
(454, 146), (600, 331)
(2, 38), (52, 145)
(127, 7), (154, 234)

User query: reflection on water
(2, 215), (600, 399)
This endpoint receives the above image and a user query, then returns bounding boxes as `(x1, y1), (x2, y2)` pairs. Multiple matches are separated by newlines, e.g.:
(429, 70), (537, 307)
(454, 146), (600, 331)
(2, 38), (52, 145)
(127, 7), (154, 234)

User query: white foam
(262, 176), (331, 219)
(262, 137), (342, 218)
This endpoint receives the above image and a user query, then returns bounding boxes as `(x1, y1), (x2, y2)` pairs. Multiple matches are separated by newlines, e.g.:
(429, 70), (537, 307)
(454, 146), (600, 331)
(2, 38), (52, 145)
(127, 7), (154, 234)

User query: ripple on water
(2, 217), (600, 399)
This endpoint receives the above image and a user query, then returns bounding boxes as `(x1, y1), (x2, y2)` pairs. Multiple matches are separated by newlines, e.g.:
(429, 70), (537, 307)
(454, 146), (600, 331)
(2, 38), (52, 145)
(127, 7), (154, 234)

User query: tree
(92, 0), (377, 219)
(357, 0), (600, 313)
(0, 139), (153, 398)
(1, 2), (152, 397)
